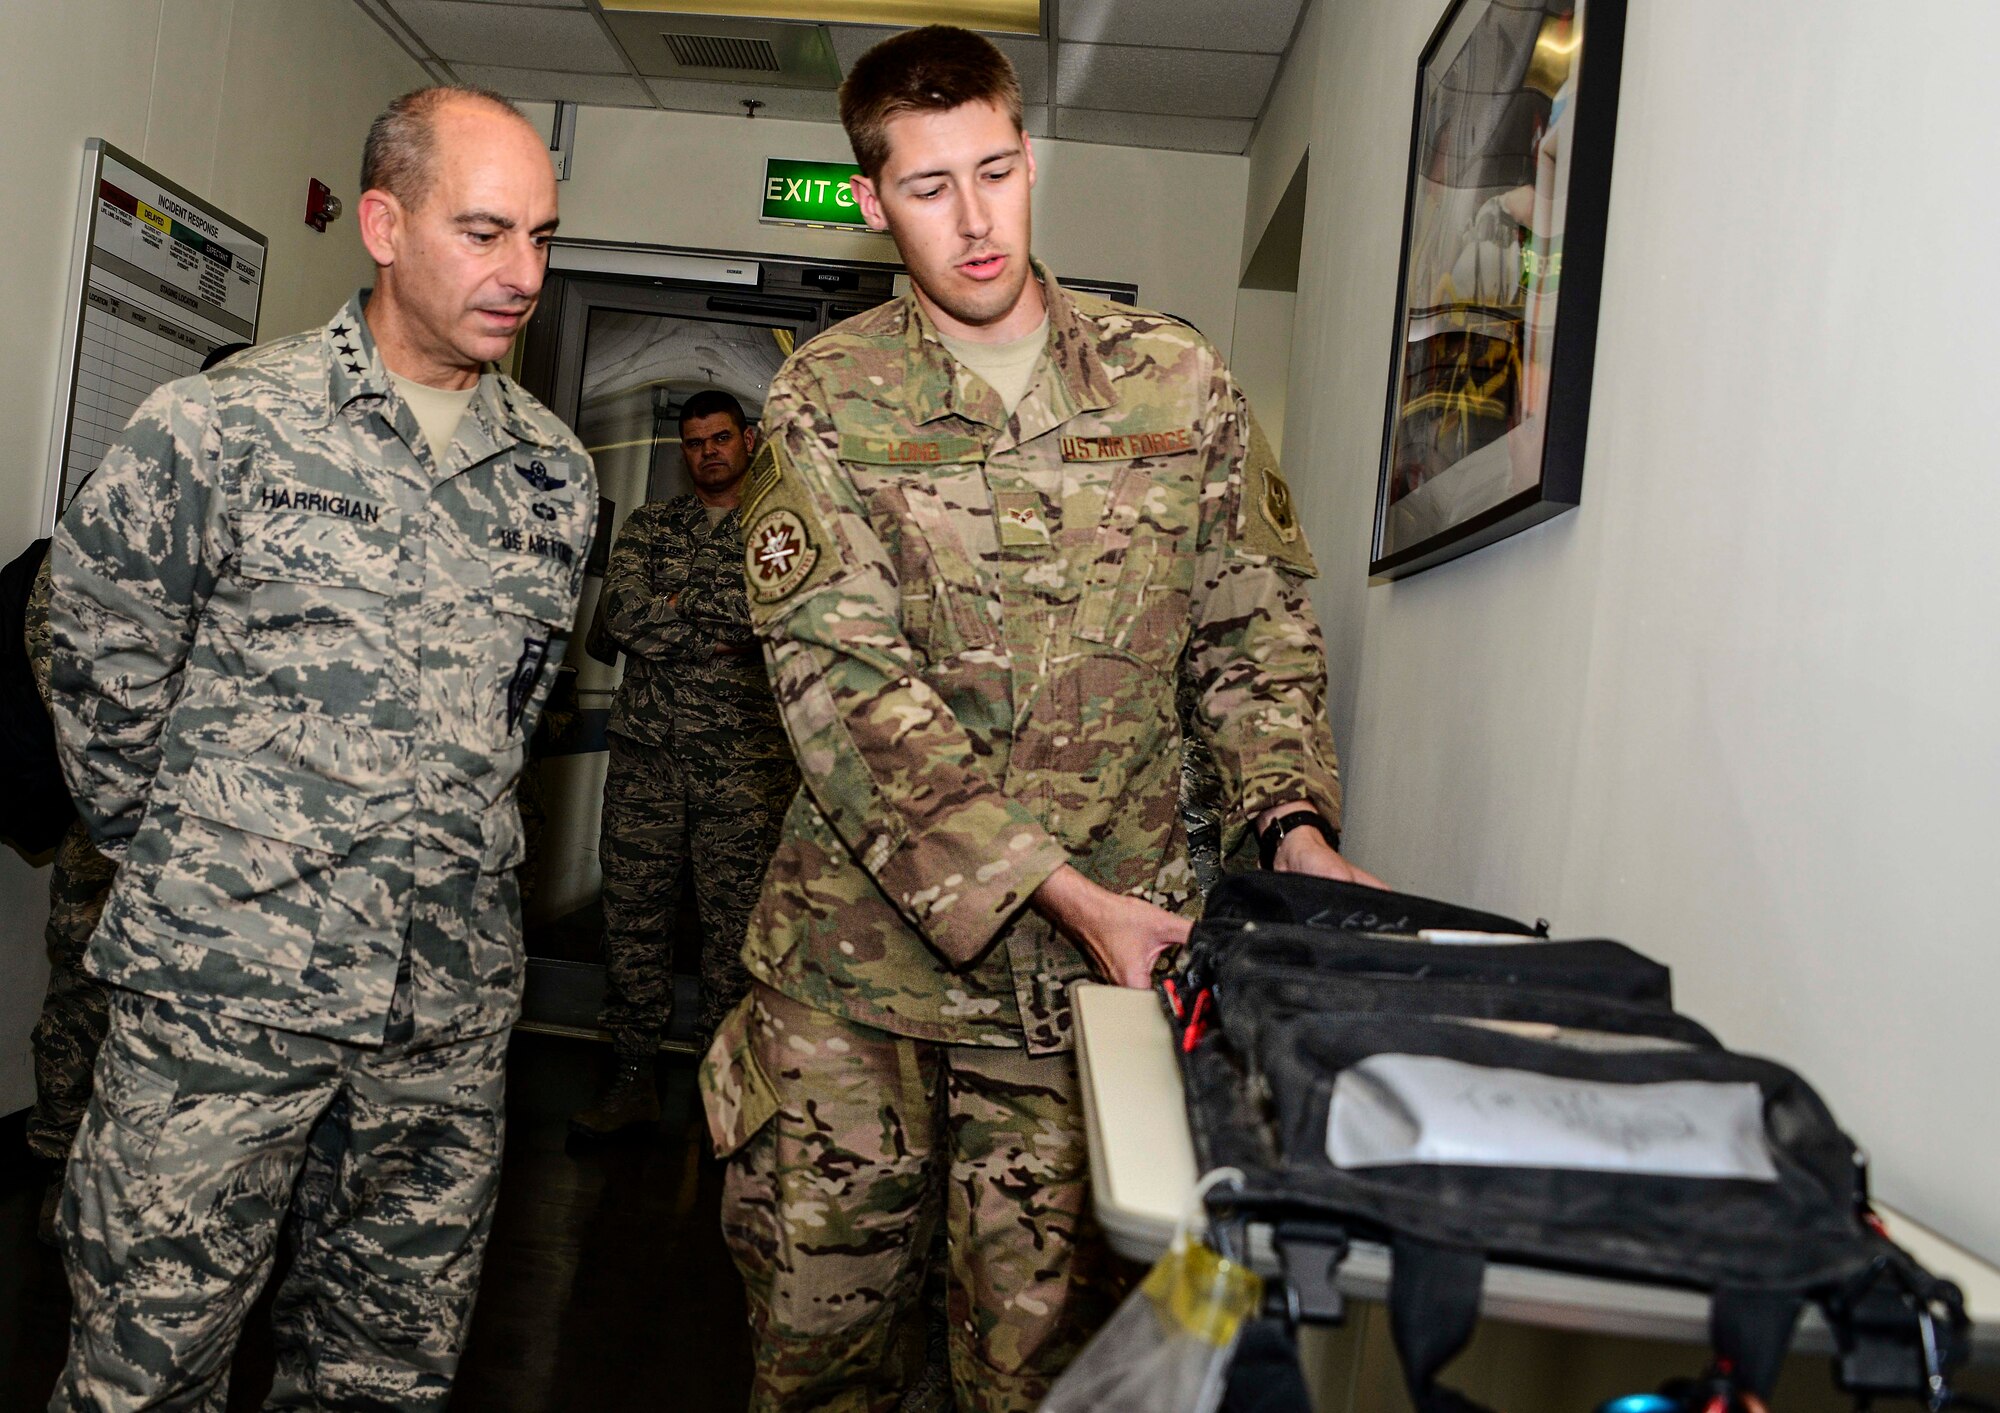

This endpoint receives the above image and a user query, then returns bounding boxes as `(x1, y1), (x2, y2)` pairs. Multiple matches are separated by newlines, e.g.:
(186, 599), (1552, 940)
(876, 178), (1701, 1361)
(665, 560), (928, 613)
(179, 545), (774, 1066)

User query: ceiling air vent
(600, 11), (842, 89)
(661, 32), (781, 73)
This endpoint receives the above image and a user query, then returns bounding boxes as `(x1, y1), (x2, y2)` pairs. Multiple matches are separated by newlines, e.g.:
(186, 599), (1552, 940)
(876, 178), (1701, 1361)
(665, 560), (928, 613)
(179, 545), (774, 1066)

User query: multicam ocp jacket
(737, 267), (1343, 1055)
(49, 293), (596, 1046)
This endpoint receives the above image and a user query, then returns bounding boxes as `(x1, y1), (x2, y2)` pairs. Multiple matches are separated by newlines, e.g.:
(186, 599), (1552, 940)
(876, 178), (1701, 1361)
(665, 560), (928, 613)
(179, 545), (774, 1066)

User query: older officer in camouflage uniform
(701, 27), (1383, 1412)
(22, 558), (117, 1247)
(571, 388), (799, 1138)
(46, 86), (593, 1411)
(23, 342), (246, 1250)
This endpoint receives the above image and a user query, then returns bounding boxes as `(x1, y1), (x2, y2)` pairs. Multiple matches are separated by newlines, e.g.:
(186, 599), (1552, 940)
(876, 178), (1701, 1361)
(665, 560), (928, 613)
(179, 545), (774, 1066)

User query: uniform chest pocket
(235, 506), (401, 634)
(894, 483), (998, 657)
(238, 507), (402, 595)
(151, 755), (366, 972)
(1070, 466), (1197, 657)
(474, 547), (578, 745)
(481, 547), (576, 628)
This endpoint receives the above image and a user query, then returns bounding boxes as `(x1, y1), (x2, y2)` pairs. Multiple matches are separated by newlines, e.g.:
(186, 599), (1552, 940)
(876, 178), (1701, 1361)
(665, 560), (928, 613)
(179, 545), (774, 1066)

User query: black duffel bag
(1202, 871), (1544, 938)
(1170, 875), (1972, 1412)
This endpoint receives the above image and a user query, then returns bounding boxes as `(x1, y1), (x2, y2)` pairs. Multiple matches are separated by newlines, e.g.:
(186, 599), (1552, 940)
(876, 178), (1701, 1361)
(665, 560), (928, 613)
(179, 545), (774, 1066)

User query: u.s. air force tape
(745, 506), (819, 603)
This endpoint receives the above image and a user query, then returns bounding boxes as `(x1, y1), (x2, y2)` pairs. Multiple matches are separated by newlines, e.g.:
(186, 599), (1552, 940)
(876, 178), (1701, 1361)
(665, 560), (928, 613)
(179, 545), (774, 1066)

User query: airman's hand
(1255, 804), (1389, 888)
(1031, 865), (1192, 989)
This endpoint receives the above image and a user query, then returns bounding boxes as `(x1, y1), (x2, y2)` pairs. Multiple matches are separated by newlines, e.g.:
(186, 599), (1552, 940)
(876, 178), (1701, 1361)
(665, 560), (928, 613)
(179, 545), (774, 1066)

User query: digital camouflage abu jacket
(49, 294), (596, 1046)
(601, 492), (789, 760)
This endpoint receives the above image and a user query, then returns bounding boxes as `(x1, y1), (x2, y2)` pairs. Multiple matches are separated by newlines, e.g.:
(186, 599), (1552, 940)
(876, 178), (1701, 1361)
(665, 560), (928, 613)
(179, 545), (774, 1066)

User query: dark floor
(0, 1034), (753, 1412)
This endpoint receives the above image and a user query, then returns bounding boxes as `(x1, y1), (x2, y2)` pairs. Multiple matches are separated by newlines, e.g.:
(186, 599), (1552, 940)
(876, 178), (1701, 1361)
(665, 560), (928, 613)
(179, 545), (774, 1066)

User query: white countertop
(1072, 981), (2000, 1360)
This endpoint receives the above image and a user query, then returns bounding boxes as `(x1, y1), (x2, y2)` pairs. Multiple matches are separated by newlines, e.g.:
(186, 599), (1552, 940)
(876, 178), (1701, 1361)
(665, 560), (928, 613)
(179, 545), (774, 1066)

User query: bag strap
(1710, 1286), (1804, 1399)
(1827, 1244), (1972, 1408)
(1388, 1236), (1495, 1413)
(1220, 1317), (1317, 1413)
(1390, 1248), (1808, 1412)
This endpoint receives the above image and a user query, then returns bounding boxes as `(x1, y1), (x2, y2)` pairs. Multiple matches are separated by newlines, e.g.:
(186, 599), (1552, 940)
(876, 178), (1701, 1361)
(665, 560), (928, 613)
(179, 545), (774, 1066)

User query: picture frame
(1370, 0), (1628, 580)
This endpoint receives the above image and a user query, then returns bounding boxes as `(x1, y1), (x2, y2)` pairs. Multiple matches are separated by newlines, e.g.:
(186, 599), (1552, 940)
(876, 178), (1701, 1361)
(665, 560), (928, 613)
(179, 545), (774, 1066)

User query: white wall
(0, 0), (423, 1115)
(523, 102), (1249, 354)
(1242, 0), (1320, 282)
(1288, 0), (2000, 1261)
(1228, 288), (1295, 457)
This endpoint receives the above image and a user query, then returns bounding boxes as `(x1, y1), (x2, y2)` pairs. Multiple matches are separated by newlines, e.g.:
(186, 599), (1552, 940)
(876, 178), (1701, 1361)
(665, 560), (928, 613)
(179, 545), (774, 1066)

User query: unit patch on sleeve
(1239, 408), (1318, 577)
(746, 507), (820, 603)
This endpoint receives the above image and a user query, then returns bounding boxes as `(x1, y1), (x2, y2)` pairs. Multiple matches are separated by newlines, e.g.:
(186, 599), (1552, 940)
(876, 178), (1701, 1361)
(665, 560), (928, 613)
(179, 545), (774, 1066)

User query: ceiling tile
(827, 24), (1048, 105)
(1059, 0), (1304, 53)
(1052, 108), (1252, 154)
(386, 1), (625, 69)
(1055, 43), (1276, 119)
(1021, 103), (1050, 138)
(453, 64), (655, 107)
(643, 78), (841, 122)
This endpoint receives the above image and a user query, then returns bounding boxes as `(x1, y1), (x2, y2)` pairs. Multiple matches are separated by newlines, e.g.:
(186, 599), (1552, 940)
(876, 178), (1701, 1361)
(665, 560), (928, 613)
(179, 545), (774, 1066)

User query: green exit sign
(762, 158), (870, 231)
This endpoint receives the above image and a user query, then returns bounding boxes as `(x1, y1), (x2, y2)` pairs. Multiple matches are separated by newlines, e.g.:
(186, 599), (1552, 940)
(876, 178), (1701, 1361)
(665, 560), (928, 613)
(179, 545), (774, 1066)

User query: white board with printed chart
(43, 140), (267, 530)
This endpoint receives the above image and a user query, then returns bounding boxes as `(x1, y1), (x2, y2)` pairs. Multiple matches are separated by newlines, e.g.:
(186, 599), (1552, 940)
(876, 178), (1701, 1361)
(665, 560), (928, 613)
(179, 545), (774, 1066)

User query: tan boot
(568, 1059), (661, 1140)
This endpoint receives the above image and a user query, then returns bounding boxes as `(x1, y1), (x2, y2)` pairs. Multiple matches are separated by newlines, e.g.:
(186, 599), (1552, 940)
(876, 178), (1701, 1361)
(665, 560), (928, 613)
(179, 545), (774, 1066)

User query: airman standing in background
(571, 388), (799, 1140)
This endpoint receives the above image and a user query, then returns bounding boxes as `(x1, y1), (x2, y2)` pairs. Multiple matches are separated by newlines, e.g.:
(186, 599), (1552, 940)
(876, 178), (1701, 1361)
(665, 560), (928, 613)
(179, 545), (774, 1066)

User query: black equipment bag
(1182, 918), (1675, 1009)
(1172, 875), (1972, 1411)
(0, 538), (77, 854)
(1203, 871), (1544, 938)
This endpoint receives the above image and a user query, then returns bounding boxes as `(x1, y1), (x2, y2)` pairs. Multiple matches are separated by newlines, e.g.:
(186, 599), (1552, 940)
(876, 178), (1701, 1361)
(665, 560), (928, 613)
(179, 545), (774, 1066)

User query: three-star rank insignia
(747, 507), (818, 603)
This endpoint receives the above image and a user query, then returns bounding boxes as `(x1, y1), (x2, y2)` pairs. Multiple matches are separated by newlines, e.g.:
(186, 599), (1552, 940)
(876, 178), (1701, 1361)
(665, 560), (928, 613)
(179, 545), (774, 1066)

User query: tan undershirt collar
(938, 317), (1051, 417)
(389, 372), (478, 463)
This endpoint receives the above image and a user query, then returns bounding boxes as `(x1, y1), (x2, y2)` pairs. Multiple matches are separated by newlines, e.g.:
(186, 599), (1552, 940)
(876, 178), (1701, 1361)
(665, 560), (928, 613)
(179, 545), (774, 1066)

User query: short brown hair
(838, 26), (1023, 178)
(362, 85), (528, 210)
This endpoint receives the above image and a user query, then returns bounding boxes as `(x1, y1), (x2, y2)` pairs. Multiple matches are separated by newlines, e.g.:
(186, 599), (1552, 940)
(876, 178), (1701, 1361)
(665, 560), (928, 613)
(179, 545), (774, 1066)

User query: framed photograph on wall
(1371, 0), (1628, 580)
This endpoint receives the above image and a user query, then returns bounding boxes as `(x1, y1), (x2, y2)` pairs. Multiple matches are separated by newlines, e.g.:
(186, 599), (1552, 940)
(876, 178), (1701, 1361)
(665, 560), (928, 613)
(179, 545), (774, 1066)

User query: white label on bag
(1454, 1018), (1696, 1054)
(1415, 929), (1545, 945)
(1326, 1054), (1779, 1181)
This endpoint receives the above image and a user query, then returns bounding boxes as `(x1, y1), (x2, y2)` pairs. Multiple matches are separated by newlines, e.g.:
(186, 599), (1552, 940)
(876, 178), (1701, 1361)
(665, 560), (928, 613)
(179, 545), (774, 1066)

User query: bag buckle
(1831, 1251), (1969, 1406)
(1273, 1222), (1350, 1326)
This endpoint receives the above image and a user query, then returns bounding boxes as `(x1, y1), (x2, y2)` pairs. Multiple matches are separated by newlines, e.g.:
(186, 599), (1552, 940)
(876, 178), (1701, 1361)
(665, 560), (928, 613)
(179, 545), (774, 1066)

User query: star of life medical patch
(746, 507), (820, 604)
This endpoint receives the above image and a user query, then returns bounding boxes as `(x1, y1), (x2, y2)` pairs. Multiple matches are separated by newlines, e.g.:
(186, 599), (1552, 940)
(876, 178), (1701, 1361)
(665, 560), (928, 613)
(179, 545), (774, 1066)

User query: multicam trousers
(598, 730), (796, 1056)
(704, 983), (1123, 1413)
(50, 982), (507, 1413)
(26, 820), (116, 1163)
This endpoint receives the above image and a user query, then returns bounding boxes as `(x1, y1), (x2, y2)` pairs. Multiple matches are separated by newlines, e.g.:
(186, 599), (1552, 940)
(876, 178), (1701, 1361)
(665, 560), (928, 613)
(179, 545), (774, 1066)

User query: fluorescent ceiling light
(602, 2), (1043, 38)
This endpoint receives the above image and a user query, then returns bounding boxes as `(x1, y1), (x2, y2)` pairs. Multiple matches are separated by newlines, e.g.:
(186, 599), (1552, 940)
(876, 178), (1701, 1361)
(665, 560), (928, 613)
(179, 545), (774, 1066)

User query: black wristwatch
(1258, 811), (1340, 870)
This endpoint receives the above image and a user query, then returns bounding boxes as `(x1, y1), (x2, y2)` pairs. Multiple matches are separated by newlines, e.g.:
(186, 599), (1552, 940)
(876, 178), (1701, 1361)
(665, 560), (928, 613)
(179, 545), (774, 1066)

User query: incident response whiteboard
(43, 140), (267, 530)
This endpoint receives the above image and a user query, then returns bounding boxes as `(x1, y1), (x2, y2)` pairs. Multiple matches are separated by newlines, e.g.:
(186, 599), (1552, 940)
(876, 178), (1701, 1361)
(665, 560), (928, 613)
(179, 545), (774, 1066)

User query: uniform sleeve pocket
(698, 995), (780, 1158)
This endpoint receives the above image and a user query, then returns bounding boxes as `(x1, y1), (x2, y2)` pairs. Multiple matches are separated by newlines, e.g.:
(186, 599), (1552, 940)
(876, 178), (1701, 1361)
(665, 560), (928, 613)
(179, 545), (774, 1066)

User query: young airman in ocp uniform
(701, 27), (1382, 1412)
